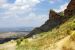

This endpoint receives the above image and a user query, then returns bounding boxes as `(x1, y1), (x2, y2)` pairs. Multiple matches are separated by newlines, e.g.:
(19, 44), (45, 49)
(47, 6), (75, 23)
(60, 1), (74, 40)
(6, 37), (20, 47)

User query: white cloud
(2, 0), (41, 11)
(0, 0), (47, 27)
(49, 0), (62, 4)
(0, 0), (41, 17)
(15, 13), (48, 27)
(53, 3), (68, 12)
(0, 0), (6, 6)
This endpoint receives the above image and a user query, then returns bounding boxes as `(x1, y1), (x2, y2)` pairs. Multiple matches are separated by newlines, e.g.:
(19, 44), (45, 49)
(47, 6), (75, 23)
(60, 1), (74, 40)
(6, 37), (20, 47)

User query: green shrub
(59, 12), (64, 16)
(16, 39), (21, 45)
(70, 22), (75, 30)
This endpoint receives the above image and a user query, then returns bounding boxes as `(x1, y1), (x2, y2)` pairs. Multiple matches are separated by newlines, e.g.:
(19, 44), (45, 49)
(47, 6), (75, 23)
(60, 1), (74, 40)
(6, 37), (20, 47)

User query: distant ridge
(0, 27), (34, 32)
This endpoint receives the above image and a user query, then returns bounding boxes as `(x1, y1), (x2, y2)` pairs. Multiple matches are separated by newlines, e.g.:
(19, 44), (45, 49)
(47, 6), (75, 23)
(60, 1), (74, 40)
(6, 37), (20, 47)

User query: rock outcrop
(39, 10), (63, 32)
(49, 10), (61, 20)
(26, 0), (75, 38)
(26, 10), (64, 37)
(64, 0), (75, 16)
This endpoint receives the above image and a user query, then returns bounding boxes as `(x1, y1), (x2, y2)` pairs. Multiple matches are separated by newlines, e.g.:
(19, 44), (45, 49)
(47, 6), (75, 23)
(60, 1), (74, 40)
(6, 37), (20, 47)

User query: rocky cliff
(26, 10), (64, 37)
(64, 0), (75, 16)
(26, 0), (75, 38)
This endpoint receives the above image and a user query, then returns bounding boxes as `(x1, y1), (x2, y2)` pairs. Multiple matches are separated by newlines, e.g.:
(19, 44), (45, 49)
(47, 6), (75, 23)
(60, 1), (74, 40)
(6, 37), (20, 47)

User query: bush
(70, 22), (75, 30)
(16, 39), (21, 45)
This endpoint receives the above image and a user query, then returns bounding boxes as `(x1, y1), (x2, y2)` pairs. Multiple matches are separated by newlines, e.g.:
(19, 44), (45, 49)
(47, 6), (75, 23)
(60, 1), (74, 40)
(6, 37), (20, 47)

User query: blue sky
(0, 0), (70, 28)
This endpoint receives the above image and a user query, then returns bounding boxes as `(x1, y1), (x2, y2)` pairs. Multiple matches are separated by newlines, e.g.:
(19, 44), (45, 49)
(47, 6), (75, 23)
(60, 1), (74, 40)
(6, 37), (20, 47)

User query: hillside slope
(16, 15), (75, 50)
(0, 15), (75, 50)
(0, 0), (75, 50)
(27, 0), (75, 38)
(48, 31), (75, 50)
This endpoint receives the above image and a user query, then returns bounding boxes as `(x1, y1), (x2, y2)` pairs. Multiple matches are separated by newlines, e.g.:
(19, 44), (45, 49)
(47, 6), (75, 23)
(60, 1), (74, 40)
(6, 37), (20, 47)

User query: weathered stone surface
(64, 0), (75, 16)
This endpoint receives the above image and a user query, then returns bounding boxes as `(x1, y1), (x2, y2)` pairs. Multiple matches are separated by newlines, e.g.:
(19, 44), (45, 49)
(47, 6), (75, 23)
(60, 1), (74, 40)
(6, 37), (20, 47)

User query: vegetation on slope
(0, 15), (75, 50)
(0, 15), (72, 50)
(15, 16), (75, 50)
(1, 0), (75, 50)
(0, 14), (74, 50)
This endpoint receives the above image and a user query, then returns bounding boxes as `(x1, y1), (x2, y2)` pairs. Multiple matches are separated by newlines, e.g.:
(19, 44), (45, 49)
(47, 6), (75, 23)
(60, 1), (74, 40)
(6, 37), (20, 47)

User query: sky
(0, 0), (70, 28)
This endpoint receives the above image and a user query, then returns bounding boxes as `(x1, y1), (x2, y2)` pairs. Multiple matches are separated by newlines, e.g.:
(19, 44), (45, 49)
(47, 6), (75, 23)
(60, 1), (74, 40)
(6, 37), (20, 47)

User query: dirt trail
(49, 36), (71, 50)
(55, 36), (70, 50)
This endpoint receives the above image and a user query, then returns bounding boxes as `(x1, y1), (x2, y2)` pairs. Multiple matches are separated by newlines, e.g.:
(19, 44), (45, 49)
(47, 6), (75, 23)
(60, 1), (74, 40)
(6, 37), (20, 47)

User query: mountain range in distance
(0, 27), (34, 32)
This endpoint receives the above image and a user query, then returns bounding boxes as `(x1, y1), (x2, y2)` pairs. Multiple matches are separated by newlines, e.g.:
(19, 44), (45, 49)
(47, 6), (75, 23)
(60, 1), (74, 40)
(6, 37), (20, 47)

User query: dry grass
(0, 16), (75, 50)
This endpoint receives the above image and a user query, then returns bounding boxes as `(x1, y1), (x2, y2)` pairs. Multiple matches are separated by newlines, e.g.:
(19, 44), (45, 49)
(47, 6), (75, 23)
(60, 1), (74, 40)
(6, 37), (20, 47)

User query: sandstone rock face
(64, 0), (75, 16)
